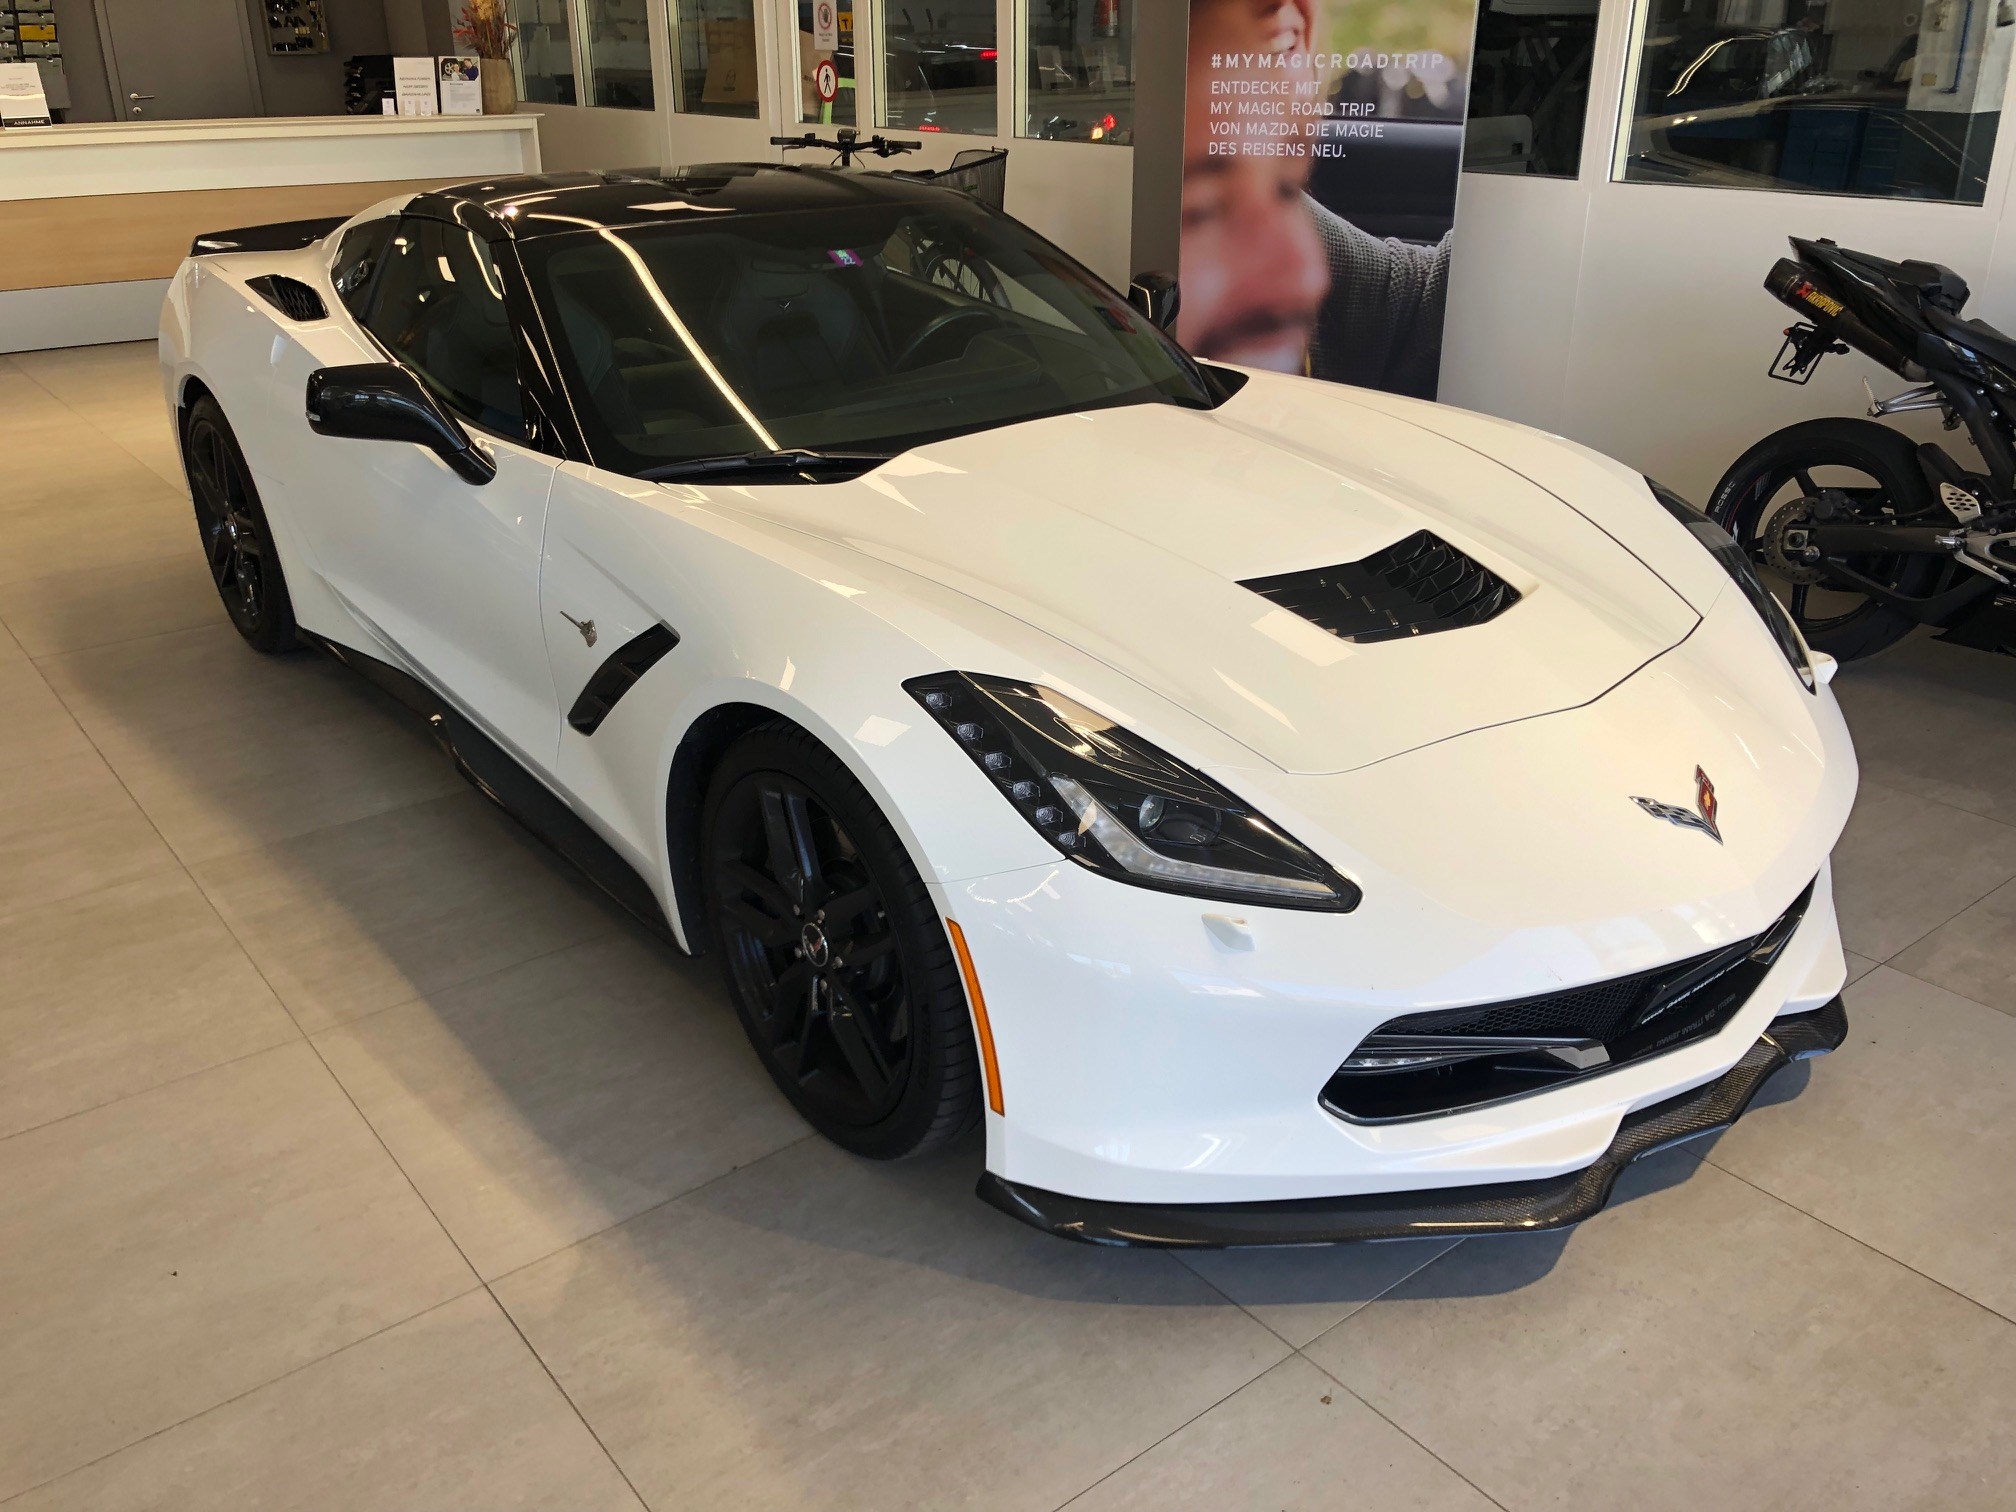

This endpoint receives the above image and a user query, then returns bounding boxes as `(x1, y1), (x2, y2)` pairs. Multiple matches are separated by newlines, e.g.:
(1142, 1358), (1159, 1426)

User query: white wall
(1439, 0), (2016, 502)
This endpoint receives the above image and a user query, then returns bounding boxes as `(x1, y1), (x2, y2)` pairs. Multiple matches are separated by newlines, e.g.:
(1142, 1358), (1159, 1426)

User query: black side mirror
(305, 363), (496, 485)
(1127, 271), (1180, 332)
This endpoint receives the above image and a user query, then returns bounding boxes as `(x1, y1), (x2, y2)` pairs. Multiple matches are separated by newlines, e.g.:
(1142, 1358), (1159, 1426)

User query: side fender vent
(246, 274), (329, 323)
(1240, 530), (1519, 644)
(568, 624), (680, 735)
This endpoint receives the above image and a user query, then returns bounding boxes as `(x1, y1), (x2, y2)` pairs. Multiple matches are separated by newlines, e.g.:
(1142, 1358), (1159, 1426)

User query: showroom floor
(4, 342), (2016, 1511)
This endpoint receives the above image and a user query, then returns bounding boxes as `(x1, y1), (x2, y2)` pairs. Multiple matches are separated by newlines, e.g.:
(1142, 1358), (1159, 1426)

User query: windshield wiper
(639, 448), (895, 483)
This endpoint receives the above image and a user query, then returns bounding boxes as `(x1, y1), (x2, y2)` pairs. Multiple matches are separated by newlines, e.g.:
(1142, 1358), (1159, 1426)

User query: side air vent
(567, 624), (680, 735)
(246, 275), (329, 323)
(1240, 530), (1519, 644)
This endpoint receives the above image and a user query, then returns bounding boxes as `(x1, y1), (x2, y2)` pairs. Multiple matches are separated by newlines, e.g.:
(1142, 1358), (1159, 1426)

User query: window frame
(1011, 0), (1133, 147)
(355, 215), (538, 447)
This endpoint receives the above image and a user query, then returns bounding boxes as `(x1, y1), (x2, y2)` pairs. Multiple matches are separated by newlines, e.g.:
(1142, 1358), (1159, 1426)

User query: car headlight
(1647, 479), (1816, 692)
(905, 672), (1361, 911)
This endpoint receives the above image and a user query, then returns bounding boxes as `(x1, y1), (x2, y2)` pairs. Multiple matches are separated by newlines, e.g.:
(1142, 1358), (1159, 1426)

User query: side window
(329, 218), (395, 318)
(363, 217), (526, 440)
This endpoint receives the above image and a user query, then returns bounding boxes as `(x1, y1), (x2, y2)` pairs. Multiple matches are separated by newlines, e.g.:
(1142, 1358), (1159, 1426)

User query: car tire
(701, 721), (982, 1159)
(1708, 417), (1941, 663)
(181, 394), (301, 654)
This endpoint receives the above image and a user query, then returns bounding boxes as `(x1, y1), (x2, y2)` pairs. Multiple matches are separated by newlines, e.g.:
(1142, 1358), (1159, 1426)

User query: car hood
(720, 377), (1700, 775)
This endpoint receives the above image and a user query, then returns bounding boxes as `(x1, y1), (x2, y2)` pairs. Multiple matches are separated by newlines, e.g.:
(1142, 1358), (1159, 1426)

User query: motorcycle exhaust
(1766, 258), (1923, 379)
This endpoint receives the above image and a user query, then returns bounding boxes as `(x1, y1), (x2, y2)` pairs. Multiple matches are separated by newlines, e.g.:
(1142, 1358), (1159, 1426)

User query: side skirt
(308, 633), (677, 944)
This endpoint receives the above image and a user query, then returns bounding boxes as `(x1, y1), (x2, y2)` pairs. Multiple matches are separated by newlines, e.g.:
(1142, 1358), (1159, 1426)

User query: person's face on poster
(1178, 0), (1329, 373)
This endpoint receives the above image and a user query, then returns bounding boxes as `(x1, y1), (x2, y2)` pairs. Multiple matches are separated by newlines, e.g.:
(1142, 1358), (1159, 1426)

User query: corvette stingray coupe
(159, 165), (1854, 1245)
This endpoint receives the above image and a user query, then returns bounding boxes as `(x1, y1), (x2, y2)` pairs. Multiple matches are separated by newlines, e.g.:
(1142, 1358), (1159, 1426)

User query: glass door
(774, 0), (862, 128)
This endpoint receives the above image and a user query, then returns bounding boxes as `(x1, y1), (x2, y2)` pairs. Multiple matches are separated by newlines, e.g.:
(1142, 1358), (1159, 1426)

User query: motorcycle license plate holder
(1770, 322), (1848, 385)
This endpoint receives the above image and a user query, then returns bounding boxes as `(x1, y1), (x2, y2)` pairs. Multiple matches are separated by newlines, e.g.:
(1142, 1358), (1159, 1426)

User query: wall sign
(1177, 0), (1478, 400)
(813, 57), (838, 103)
(812, 0), (838, 51)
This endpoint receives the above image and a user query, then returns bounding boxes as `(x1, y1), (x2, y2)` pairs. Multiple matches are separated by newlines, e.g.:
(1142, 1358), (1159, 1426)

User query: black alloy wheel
(702, 723), (981, 1159)
(181, 395), (300, 653)
(1709, 417), (1942, 662)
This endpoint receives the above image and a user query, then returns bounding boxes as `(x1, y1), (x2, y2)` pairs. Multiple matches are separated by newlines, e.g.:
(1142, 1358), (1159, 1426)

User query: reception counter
(0, 114), (541, 352)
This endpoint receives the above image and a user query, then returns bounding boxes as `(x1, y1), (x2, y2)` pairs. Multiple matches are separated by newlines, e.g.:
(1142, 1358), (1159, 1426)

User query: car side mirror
(305, 363), (496, 485)
(1127, 271), (1180, 331)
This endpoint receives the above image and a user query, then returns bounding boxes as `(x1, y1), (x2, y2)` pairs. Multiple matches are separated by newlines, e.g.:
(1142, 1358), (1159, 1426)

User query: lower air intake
(1323, 880), (1815, 1123)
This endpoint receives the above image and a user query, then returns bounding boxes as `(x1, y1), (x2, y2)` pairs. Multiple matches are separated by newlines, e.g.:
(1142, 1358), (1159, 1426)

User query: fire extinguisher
(1093, 0), (1119, 38)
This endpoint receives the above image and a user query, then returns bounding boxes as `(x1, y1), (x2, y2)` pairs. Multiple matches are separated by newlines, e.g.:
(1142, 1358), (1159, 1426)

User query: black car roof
(404, 163), (958, 240)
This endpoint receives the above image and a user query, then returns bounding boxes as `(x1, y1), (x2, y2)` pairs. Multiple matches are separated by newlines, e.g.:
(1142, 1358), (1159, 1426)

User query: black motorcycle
(1710, 236), (2016, 662)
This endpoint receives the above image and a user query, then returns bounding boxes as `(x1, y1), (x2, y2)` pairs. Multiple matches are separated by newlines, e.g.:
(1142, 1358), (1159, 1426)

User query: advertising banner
(1179, 0), (1477, 399)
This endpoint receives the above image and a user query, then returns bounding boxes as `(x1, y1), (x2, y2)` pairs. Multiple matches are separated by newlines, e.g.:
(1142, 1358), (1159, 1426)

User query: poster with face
(1180, 0), (1476, 399)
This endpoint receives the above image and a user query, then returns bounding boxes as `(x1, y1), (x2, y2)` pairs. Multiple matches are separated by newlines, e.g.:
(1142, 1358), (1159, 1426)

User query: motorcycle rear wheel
(1708, 417), (1942, 663)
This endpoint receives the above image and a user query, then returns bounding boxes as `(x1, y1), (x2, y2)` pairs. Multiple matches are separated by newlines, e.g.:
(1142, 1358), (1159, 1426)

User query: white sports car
(158, 166), (1854, 1246)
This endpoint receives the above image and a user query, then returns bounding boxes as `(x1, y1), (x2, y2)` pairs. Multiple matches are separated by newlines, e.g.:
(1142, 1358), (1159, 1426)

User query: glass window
(1465, 0), (1599, 176)
(519, 193), (1215, 477)
(1022, 0), (1134, 143)
(1618, 0), (2002, 202)
(670, 0), (761, 116)
(511, 0), (578, 104)
(330, 218), (395, 318)
(584, 0), (656, 107)
(791, 0), (857, 125)
(880, 0), (997, 134)
(365, 219), (526, 440)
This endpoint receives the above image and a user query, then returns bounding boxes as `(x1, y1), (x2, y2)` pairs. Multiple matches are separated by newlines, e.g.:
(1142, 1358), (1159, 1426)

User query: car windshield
(519, 194), (1219, 477)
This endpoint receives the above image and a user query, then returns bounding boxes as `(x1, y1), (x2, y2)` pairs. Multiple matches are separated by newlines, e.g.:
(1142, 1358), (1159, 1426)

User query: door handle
(129, 92), (155, 100)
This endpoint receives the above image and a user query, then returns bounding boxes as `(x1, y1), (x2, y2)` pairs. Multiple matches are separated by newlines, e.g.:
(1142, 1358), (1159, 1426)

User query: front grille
(246, 274), (328, 323)
(1240, 530), (1519, 644)
(1323, 880), (1815, 1123)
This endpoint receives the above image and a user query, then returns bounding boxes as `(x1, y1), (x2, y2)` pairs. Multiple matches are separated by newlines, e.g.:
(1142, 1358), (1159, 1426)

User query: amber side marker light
(946, 920), (1004, 1115)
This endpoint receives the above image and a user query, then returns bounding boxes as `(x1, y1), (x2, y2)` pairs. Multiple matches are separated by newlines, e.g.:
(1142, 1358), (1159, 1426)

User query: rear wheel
(701, 723), (981, 1159)
(181, 395), (300, 654)
(1708, 418), (1941, 662)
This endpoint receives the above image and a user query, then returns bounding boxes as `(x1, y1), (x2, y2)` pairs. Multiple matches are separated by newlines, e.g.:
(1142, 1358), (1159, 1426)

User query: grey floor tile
(5, 1291), (642, 1512)
(37, 620), (357, 746)
(0, 491), (192, 584)
(1306, 1155), (2016, 1511)
(0, 439), (175, 518)
(0, 617), (24, 665)
(0, 1042), (475, 1498)
(1891, 876), (2016, 1017)
(1063, 1355), (1493, 1512)
(1844, 949), (1879, 986)
(1710, 966), (2016, 1321)
(194, 790), (621, 1034)
(0, 870), (299, 1137)
(1829, 780), (2016, 959)
(0, 659), (93, 773)
(94, 696), (466, 865)
(0, 551), (220, 658)
(1835, 637), (2016, 827)
(1177, 1238), (1460, 1348)
(493, 1138), (1289, 1512)
(0, 749), (177, 920)
(315, 931), (805, 1279)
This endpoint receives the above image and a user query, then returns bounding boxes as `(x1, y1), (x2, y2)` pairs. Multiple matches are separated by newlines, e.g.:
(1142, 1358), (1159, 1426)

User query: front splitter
(977, 998), (1847, 1248)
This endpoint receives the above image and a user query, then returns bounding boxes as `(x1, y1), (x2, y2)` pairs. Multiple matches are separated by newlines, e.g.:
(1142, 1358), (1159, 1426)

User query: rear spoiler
(189, 215), (348, 258)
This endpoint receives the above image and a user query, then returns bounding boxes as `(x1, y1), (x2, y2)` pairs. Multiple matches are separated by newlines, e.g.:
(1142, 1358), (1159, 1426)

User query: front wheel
(1708, 417), (1942, 663)
(181, 395), (301, 654)
(701, 723), (982, 1159)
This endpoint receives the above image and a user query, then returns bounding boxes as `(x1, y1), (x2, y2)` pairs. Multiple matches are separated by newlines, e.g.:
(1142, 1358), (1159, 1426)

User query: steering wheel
(891, 306), (998, 372)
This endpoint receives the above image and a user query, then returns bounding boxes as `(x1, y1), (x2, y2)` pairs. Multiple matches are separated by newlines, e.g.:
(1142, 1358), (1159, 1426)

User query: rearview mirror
(1127, 271), (1180, 332)
(305, 363), (496, 485)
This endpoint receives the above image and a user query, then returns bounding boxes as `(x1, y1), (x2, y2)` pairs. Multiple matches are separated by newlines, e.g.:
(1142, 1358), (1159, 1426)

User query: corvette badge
(1630, 767), (1722, 844)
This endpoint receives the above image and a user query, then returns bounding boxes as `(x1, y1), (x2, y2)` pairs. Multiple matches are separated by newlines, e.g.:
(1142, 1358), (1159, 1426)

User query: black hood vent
(1240, 530), (1518, 644)
(246, 274), (328, 323)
